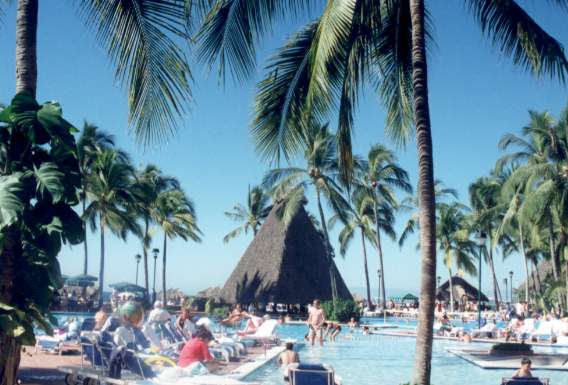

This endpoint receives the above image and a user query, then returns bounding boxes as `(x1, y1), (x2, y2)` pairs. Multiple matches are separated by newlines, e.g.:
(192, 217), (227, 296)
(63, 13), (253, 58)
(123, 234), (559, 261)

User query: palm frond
(78, 0), (192, 145)
(467, 0), (568, 82)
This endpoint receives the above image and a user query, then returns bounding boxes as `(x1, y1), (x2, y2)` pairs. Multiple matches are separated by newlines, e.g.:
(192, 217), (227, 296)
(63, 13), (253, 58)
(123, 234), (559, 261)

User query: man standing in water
(307, 299), (326, 346)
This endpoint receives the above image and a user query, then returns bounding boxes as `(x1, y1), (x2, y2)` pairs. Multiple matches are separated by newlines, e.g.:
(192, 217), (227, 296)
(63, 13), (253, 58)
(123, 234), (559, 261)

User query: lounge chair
(289, 363), (336, 385)
(501, 377), (550, 385)
(531, 321), (555, 342)
(238, 319), (279, 343)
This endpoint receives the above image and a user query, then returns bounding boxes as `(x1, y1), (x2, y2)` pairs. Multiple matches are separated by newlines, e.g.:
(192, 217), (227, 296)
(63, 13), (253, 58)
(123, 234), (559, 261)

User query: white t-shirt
(148, 308), (171, 323)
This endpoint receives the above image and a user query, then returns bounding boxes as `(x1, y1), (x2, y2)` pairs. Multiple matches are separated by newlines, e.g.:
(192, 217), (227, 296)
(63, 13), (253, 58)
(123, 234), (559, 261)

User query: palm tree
(332, 191), (377, 309)
(196, 1), (568, 382)
(155, 189), (202, 304)
(224, 185), (272, 242)
(132, 165), (180, 299)
(355, 144), (411, 309)
(12, 0), (192, 143)
(77, 122), (117, 275)
(468, 175), (505, 310)
(436, 203), (478, 312)
(262, 122), (350, 300)
(84, 149), (141, 306)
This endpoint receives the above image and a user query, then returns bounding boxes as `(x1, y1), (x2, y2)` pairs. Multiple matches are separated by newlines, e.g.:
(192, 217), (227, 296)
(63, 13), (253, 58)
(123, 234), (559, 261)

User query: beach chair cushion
(290, 363), (334, 385)
(502, 377), (548, 385)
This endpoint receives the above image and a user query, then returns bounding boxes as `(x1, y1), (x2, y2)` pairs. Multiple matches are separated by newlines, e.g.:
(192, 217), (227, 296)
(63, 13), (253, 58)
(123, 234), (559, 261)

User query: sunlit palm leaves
(223, 185), (272, 243)
(77, 0), (192, 144)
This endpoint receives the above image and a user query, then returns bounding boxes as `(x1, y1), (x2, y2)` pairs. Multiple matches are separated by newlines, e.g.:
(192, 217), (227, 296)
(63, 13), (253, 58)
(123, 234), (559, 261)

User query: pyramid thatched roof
(220, 204), (352, 304)
(436, 276), (489, 302)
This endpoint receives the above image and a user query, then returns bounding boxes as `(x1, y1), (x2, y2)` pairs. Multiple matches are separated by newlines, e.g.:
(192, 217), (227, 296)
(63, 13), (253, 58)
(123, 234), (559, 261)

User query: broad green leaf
(0, 173), (24, 229)
(0, 315), (25, 337)
(32, 162), (65, 202)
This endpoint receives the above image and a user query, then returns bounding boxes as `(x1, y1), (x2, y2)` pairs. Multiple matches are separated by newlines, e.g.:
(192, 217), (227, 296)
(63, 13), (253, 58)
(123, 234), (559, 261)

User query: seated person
(438, 314), (453, 334)
(278, 342), (300, 382)
(148, 301), (171, 323)
(94, 308), (110, 331)
(176, 308), (196, 339)
(114, 301), (146, 349)
(178, 326), (220, 371)
(512, 357), (533, 378)
(55, 317), (81, 341)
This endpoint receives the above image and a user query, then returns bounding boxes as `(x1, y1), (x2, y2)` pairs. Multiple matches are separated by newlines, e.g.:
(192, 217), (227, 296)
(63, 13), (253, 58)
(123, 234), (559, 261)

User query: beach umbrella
(109, 282), (146, 293)
(65, 274), (98, 287)
(402, 293), (418, 302)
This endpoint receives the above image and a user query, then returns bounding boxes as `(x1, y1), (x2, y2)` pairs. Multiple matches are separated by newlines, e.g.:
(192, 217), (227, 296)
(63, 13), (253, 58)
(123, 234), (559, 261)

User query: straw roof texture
(220, 204), (352, 304)
(436, 276), (489, 302)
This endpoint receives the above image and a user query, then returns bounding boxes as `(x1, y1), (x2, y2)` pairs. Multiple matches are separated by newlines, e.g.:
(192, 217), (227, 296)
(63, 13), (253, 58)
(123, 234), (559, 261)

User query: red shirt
(178, 338), (213, 368)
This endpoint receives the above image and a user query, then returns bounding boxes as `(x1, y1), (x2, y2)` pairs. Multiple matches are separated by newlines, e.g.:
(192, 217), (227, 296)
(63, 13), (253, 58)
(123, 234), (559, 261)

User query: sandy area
(18, 346), (82, 385)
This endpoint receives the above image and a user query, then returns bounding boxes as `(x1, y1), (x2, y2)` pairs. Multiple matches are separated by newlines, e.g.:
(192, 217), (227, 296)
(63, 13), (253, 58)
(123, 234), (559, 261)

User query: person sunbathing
(237, 312), (264, 335)
(221, 304), (247, 325)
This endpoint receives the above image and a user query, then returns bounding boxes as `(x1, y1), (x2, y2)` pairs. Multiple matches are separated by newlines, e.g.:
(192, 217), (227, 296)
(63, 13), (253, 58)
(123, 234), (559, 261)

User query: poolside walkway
(448, 348), (568, 371)
(19, 346), (82, 385)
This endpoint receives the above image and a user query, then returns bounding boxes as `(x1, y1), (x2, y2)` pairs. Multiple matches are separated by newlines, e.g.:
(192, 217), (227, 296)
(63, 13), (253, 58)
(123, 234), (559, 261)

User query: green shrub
(212, 306), (230, 318)
(321, 299), (361, 323)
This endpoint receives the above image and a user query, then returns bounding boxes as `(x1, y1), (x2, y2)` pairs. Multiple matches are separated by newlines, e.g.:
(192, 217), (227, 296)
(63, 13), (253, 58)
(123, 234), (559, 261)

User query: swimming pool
(246, 321), (568, 385)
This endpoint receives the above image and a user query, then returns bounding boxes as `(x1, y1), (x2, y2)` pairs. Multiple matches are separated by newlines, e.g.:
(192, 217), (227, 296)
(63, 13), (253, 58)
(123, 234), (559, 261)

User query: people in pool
(513, 357), (533, 378)
(279, 342), (300, 382)
(307, 299), (326, 346)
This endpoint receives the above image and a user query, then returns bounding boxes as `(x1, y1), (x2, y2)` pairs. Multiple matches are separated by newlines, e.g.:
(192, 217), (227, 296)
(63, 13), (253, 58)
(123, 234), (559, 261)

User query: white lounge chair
(531, 321), (555, 342)
(238, 319), (279, 343)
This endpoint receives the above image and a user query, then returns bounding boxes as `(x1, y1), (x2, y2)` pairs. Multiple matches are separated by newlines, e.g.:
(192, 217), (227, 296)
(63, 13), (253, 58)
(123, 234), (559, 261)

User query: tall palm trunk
(2, 3), (39, 383)
(143, 216), (150, 301)
(82, 196), (88, 275)
(98, 219), (105, 307)
(487, 237), (501, 309)
(0, 229), (22, 385)
(373, 200), (387, 309)
(410, 1), (437, 383)
(15, 0), (38, 96)
(518, 224), (530, 303)
(162, 233), (167, 304)
(360, 228), (372, 309)
(448, 268), (454, 313)
(548, 216), (559, 280)
(315, 187), (338, 301)
(531, 258), (541, 295)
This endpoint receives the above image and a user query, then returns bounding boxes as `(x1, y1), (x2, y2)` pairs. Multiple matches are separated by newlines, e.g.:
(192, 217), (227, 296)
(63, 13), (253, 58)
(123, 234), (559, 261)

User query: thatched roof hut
(197, 286), (222, 299)
(220, 204), (352, 304)
(436, 276), (489, 302)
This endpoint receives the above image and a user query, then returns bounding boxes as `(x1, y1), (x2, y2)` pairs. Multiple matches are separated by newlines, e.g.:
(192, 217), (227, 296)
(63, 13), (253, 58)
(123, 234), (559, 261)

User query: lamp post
(135, 254), (142, 285)
(503, 278), (508, 303)
(509, 271), (514, 304)
(152, 248), (159, 304)
(476, 232), (487, 329)
(437, 276), (441, 289)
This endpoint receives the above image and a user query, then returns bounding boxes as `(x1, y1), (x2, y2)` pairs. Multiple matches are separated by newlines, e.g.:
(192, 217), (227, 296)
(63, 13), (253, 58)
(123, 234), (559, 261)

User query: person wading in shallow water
(279, 342), (300, 382)
(307, 299), (326, 346)
(513, 357), (534, 378)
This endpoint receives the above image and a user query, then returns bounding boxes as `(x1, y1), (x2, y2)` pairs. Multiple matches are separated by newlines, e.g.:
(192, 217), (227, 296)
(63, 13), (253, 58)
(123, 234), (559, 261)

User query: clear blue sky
(0, 1), (566, 299)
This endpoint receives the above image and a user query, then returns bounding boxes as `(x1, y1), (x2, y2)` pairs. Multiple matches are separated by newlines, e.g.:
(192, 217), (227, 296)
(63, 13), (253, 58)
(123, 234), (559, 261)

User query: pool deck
(373, 329), (568, 348)
(447, 348), (568, 371)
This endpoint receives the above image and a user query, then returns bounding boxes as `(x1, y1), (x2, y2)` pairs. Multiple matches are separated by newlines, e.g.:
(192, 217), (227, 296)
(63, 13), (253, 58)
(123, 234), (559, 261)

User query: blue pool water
(46, 313), (567, 385)
(246, 321), (568, 385)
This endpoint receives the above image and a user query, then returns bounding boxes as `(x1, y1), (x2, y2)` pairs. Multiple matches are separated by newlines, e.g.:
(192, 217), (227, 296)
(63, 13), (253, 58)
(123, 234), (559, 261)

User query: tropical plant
(262, 122), (350, 300)
(0, 93), (84, 385)
(320, 299), (361, 322)
(331, 191), (378, 309)
(132, 165), (179, 299)
(10, 0), (191, 144)
(468, 175), (505, 310)
(355, 144), (411, 308)
(84, 149), (141, 307)
(154, 188), (202, 304)
(436, 202), (478, 312)
(196, 0), (568, 382)
(76, 122), (118, 275)
(223, 185), (272, 242)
